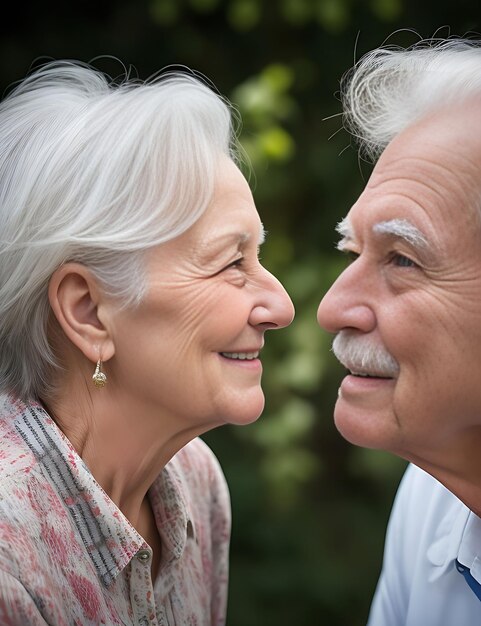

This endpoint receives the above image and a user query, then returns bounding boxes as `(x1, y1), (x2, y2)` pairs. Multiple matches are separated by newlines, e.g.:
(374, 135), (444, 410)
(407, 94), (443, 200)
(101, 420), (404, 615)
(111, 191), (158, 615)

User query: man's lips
(347, 368), (394, 379)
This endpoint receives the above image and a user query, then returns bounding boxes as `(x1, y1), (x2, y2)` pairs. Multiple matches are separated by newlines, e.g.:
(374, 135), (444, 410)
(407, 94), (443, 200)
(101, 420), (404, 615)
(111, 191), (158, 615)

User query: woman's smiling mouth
(220, 351), (260, 360)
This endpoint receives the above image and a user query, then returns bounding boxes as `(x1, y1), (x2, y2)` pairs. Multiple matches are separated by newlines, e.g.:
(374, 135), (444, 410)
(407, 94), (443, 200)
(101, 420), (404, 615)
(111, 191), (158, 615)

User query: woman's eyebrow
(258, 224), (266, 245)
(209, 223), (266, 249)
(198, 224), (266, 262)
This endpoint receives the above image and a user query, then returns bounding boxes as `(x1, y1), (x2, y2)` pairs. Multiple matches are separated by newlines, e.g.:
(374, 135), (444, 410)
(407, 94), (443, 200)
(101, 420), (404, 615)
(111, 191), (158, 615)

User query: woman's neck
(41, 383), (206, 531)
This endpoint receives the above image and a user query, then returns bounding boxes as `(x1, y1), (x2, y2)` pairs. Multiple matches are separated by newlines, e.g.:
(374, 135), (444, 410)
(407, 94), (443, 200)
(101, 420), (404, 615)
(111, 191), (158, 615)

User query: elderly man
(317, 39), (481, 625)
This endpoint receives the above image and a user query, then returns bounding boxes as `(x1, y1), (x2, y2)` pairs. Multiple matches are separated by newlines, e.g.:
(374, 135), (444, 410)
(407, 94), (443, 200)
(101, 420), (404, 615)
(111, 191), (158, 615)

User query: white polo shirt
(368, 463), (481, 626)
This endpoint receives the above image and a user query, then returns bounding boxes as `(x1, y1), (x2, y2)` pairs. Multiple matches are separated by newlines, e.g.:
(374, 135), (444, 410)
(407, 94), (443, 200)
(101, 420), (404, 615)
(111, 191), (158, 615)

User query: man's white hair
(342, 38), (481, 161)
(0, 60), (238, 401)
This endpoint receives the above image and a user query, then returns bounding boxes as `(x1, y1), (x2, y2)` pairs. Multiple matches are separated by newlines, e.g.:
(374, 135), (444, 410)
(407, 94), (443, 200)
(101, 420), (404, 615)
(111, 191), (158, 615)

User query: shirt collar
(457, 512), (481, 584)
(425, 486), (481, 584)
(2, 396), (194, 586)
(149, 456), (197, 563)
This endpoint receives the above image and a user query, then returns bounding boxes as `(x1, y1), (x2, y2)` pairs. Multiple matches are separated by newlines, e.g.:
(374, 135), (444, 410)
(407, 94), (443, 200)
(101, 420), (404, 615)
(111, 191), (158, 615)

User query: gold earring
(92, 359), (107, 388)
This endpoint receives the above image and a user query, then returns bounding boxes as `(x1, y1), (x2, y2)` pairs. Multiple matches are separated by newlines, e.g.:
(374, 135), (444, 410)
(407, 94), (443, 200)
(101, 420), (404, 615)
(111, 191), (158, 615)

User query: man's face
(317, 104), (481, 467)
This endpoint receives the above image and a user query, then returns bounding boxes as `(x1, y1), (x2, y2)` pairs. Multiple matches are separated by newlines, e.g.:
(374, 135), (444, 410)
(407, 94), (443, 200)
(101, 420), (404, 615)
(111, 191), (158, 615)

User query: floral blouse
(0, 395), (231, 625)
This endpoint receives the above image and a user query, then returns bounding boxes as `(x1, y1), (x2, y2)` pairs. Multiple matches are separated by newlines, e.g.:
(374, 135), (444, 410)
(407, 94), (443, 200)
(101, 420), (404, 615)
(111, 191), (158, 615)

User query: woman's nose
(249, 268), (295, 330)
(317, 264), (376, 334)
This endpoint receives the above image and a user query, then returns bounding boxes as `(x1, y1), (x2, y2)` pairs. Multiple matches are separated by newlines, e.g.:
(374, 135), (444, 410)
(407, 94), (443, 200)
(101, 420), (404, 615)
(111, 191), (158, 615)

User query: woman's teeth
(221, 351), (259, 360)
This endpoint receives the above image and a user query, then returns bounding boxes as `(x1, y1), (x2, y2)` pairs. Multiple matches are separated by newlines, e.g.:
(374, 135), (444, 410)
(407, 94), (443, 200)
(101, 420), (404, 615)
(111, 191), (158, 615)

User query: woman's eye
(224, 257), (244, 271)
(391, 253), (417, 268)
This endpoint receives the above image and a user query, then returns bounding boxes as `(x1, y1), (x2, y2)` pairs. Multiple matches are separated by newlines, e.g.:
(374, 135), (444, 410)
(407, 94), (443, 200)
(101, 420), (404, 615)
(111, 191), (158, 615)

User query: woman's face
(108, 159), (294, 429)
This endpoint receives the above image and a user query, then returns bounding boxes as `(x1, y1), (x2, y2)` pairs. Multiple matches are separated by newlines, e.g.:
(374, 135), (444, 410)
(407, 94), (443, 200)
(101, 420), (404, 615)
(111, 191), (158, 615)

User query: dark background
(3, 2), (480, 624)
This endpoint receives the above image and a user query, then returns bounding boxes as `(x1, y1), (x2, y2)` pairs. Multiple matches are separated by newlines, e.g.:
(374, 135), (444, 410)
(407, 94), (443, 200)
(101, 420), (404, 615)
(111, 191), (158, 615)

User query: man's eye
(391, 253), (417, 268)
(344, 250), (360, 264)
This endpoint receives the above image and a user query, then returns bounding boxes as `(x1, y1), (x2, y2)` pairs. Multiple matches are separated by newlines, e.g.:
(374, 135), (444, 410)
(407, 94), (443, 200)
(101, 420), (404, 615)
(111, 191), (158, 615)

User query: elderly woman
(0, 61), (294, 625)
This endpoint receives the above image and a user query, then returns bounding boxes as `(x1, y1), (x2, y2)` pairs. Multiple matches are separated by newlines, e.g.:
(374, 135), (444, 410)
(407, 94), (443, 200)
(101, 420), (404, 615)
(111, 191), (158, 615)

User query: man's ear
(48, 263), (115, 364)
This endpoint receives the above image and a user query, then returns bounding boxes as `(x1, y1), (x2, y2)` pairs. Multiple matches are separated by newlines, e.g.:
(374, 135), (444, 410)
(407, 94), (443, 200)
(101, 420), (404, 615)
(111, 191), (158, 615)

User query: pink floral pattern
(0, 395), (231, 625)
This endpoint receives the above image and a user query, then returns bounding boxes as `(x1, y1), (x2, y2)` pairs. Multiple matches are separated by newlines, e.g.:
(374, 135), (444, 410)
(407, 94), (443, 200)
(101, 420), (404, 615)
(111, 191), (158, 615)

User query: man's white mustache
(332, 331), (400, 377)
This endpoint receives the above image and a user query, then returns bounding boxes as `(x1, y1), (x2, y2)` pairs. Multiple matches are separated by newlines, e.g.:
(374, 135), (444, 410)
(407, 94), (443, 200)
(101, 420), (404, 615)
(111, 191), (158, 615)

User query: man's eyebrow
(335, 217), (353, 250)
(373, 219), (431, 251)
(335, 216), (432, 254)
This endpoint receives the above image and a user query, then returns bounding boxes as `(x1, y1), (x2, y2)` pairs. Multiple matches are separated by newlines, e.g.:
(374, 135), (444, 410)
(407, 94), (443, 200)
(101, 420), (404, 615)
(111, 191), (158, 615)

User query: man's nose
(317, 263), (376, 334)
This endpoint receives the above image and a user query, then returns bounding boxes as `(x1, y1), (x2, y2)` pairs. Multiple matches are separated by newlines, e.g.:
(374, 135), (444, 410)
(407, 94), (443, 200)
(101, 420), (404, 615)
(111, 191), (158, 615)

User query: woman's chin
(225, 392), (265, 426)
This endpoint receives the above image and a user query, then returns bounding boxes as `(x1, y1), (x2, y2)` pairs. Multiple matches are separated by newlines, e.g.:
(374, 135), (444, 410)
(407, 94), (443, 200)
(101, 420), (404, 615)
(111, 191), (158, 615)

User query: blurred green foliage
(2, 1), (480, 623)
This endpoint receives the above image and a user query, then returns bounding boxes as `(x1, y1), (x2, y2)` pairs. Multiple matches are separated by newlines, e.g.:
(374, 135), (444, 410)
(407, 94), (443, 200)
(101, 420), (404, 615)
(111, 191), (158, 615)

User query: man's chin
(333, 401), (394, 450)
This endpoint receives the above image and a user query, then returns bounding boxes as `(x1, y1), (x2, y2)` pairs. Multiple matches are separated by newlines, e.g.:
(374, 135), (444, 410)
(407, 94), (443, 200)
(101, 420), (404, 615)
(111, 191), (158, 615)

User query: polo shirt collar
(426, 487), (481, 584)
(457, 512), (481, 584)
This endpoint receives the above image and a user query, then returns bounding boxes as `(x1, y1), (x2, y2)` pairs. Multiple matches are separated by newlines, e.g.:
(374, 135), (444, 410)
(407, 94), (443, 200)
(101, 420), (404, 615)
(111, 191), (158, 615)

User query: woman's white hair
(341, 37), (481, 161)
(0, 60), (238, 401)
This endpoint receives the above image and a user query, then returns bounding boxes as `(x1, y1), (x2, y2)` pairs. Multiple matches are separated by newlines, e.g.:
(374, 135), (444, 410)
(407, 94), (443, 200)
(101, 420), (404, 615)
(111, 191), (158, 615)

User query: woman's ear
(48, 263), (115, 363)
